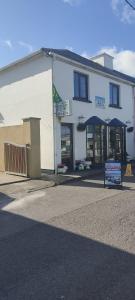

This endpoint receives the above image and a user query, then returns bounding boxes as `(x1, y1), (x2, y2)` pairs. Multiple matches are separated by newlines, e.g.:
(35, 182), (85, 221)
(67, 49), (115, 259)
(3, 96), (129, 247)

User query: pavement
(0, 168), (104, 187)
(0, 172), (30, 186)
(0, 178), (55, 209)
(41, 167), (104, 185)
(0, 175), (135, 299)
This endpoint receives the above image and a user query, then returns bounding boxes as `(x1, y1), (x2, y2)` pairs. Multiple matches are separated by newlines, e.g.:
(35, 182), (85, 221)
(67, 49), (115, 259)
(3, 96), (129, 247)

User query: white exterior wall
(53, 58), (135, 167)
(0, 55), (54, 170)
(0, 53), (134, 172)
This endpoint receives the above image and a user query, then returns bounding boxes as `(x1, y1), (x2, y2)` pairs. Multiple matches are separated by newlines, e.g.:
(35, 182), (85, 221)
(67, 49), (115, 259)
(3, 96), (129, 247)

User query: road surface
(0, 176), (135, 299)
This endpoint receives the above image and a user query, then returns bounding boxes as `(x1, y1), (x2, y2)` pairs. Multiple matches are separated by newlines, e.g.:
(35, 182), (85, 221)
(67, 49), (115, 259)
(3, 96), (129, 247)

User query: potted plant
(78, 162), (85, 171)
(57, 164), (68, 174)
(75, 160), (81, 171)
(77, 123), (86, 132)
(75, 160), (85, 171)
(85, 157), (92, 169)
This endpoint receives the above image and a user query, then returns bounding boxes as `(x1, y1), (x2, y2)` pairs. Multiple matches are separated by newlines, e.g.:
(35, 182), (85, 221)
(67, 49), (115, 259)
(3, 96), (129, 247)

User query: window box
(77, 123), (86, 131)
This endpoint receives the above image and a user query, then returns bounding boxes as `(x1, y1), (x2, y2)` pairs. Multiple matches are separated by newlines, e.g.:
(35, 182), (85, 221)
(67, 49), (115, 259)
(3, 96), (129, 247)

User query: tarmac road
(0, 176), (135, 299)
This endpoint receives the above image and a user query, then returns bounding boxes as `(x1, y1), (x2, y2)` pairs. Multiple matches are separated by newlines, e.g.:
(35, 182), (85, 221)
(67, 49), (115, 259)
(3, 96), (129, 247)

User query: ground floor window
(108, 126), (126, 161)
(86, 125), (107, 164)
(61, 123), (73, 170)
(60, 121), (126, 171)
(86, 125), (126, 164)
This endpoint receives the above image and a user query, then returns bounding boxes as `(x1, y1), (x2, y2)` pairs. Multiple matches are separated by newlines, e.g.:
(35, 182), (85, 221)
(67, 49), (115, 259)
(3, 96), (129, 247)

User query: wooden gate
(4, 142), (28, 176)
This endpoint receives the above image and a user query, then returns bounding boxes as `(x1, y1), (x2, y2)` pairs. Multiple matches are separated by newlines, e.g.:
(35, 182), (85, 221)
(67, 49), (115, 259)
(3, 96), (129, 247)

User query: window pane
(74, 72), (79, 98)
(87, 138), (94, 158)
(113, 86), (118, 105)
(74, 72), (88, 99)
(87, 125), (94, 134)
(110, 84), (113, 105)
(80, 75), (87, 98)
(110, 83), (119, 106)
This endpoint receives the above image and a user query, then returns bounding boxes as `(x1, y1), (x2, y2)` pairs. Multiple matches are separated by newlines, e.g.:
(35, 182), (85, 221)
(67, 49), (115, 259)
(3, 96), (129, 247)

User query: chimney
(91, 53), (114, 70)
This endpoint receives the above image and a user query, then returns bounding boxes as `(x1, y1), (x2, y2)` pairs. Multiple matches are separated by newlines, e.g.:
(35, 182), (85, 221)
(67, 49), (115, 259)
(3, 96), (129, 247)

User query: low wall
(0, 117), (41, 178)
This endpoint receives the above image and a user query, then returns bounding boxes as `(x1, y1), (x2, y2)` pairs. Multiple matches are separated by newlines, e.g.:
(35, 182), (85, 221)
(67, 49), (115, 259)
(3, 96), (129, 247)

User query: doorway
(86, 124), (107, 165)
(61, 123), (73, 170)
(108, 126), (126, 161)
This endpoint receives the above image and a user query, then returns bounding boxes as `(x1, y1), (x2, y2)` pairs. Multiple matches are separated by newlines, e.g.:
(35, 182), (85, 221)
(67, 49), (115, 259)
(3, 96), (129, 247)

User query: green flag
(53, 84), (62, 103)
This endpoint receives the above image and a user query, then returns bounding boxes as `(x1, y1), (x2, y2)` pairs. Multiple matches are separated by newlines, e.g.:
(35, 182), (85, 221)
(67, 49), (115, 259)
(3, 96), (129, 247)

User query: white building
(0, 48), (135, 172)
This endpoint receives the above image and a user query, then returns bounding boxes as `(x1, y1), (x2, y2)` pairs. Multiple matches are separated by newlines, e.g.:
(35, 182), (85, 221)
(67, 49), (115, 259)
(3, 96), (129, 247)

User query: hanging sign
(104, 161), (122, 187)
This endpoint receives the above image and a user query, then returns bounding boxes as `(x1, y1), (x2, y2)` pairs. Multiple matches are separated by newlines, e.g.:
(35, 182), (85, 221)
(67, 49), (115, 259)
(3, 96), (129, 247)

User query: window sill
(73, 97), (92, 103)
(109, 105), (122, 109)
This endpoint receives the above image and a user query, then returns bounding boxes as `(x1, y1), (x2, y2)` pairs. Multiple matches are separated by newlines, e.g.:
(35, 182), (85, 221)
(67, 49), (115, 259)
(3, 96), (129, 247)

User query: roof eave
(0, 48), (48, 73)
(46, 50), (135, 86)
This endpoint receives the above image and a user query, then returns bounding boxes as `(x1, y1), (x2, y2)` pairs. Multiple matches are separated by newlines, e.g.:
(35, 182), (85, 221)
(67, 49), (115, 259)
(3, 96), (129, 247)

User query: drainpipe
(50, 53), (57, 174)
(51, 55), (56, 174)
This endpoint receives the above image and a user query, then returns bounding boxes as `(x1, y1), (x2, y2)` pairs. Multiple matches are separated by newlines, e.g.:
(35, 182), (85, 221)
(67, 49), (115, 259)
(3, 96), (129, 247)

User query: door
(86, 125), (107, 165)
(61, 123), (73, 170)
(109, 126), (125, 161)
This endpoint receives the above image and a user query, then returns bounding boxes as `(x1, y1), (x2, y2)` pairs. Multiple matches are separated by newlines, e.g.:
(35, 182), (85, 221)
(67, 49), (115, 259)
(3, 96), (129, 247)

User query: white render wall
(53, 58), (135, 167)
(0, 55), (54, 170)
(0, 53), (134, 172)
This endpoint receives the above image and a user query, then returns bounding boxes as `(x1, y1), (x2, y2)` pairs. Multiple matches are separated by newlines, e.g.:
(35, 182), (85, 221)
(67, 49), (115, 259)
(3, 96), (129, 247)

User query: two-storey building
(0, 48), (135, 172)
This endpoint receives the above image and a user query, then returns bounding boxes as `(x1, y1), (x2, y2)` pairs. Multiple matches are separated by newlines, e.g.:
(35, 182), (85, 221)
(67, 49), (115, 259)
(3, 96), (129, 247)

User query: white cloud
(62, 0), (82, 6)
(68, 46), (135, 77)
(97, 46), (135, 76)
(18, 41), (33, 53)
(111, 0), (135, 23)
(0, 39), (13, 49)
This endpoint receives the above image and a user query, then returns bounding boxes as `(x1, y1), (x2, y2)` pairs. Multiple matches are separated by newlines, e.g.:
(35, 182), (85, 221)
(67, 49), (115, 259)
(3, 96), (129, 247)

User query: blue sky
(0, 0), (135, 75)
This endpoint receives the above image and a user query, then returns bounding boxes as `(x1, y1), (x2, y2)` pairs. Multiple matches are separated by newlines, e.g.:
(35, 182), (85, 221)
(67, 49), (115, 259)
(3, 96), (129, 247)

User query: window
(109, 83), (120, 107)
(74, 71), (88, 101)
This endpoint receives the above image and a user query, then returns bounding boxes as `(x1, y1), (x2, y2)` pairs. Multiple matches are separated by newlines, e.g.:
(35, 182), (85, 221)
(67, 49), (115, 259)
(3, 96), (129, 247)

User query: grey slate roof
(42, 48), (135, 85)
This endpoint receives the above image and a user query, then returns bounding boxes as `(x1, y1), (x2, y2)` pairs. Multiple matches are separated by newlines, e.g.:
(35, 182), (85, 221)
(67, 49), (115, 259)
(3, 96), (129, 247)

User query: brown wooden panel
(4, 143), (28, 176)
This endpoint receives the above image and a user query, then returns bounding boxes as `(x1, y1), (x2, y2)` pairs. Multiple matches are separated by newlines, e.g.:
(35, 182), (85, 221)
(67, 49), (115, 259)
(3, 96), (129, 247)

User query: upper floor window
(109, 83), (120, 108)
(74, 71), (88, 101)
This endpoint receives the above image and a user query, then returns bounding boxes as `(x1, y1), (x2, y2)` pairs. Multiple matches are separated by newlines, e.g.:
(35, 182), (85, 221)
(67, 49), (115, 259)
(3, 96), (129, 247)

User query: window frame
(73, 71), (89, 102)
(109, 82), (120, 108)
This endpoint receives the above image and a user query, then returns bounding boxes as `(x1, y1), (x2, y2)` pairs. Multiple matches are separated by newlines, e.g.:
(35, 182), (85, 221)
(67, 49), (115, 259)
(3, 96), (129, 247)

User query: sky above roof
(0, 0), (135, 76)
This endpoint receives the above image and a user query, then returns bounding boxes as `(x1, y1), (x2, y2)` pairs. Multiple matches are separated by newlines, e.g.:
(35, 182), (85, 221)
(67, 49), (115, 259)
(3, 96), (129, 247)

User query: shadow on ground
(63, 175), (135, 191)
(0, 192), (14, 209)
(0, 209), (135, 300)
